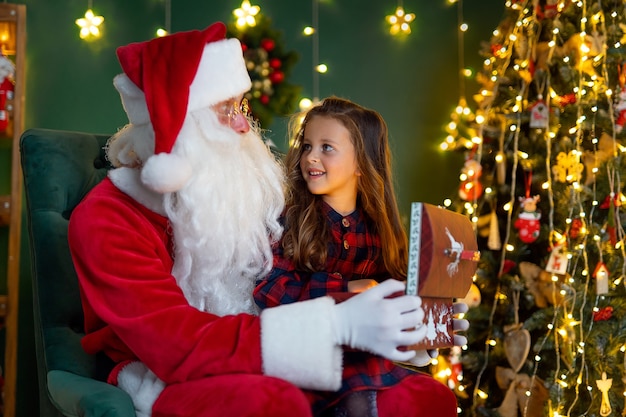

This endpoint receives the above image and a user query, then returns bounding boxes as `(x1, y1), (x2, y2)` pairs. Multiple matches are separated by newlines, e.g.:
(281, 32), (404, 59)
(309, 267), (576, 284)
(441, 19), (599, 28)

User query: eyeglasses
(212, 97), (251, 125)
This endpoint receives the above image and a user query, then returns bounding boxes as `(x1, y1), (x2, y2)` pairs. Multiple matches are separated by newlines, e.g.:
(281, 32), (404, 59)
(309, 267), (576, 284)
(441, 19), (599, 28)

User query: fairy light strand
(312, 0), (319, 102)
(75, 0), (104, 40)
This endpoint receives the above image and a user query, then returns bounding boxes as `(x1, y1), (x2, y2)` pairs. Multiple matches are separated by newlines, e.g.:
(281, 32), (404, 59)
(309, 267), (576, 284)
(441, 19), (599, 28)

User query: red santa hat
(113, 22), (252, 193)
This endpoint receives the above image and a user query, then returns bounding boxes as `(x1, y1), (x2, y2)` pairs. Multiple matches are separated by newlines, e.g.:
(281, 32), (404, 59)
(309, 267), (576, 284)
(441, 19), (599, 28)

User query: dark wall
(4, 0), (504, 414)
(24, 0), (504, 208)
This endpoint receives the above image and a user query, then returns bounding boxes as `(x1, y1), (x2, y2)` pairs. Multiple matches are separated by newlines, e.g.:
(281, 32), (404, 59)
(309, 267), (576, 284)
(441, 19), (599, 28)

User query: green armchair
(20, 129), (136, 417)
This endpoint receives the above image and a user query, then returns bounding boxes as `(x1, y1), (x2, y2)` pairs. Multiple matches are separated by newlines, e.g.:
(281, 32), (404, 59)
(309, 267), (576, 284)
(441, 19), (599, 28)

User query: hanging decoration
(487, 207), (501, 250)
(528, 97), (549, 129)
(227, 2), (300, 129)
(596, 372), (613, 416)
(593, 262), (610, 295)
(518, 261), (568, 308)
(513, 169), (541, 244)
(458, 158), (483, 201)
(75, 0), (104, 40)
(0, 54), (14, 134)
(495, 366), (549, 417)
(551, 150), (584, 183)
(156, 0), (171, 38)
(385, 0), (415, 36)
(458, 282), (481, 308)
(233, 0), (260, 29)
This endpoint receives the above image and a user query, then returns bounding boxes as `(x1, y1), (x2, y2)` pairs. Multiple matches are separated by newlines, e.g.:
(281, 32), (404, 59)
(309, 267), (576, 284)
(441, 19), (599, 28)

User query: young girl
(254, 97), (458, 417)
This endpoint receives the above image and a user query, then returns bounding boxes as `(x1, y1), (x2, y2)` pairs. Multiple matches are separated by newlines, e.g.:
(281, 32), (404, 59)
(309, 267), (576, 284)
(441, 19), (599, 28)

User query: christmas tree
(438, 1), (626, 416)
(227, 12), (301, 130)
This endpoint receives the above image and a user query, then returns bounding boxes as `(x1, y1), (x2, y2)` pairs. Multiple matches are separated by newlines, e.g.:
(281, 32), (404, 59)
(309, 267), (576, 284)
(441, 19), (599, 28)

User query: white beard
(163, 109), (285, 316)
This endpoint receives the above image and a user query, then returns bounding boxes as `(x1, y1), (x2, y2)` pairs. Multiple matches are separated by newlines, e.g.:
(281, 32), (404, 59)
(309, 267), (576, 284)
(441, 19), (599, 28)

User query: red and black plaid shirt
(254, 202), (415, 414)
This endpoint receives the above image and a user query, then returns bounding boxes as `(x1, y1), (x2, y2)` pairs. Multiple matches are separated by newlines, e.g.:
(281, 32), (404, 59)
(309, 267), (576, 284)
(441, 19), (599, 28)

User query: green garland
(227, 14), (301, 129)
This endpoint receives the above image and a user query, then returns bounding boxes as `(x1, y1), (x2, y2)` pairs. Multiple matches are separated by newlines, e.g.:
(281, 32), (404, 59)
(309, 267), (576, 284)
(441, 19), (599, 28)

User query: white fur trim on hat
(260, 296), (342, 391)
(140, 152), (193, 193)
(113, 73), (151, 125)
(188, 38), (252, 111)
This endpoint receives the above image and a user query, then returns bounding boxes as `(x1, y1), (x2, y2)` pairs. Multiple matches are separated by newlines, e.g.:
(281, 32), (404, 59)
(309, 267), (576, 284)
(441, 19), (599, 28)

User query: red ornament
(554, 93), (576, 107)
(269, 58), (282, 69)
(0, 77), (13, 133)
(447, 346), (463, 390)
(491, 43), (505, 58)
(240, 43), (248, 52)
(260, 38), (275, 52)
(514, 196), (541, 244)
(458, 159), (483, 201)
(260, 94), (270, 105)
(593, 306), (613, 322)
(569, 218), (582, 239)
(600, 193), (622, 209)
(499, 260), (516, 276)
(458, 180), (483, 201)
(269, 70), (284, 84)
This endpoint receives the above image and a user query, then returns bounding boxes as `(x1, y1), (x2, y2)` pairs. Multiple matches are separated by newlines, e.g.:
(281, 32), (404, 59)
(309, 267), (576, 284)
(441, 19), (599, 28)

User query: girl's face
(300, 116), (360, 214)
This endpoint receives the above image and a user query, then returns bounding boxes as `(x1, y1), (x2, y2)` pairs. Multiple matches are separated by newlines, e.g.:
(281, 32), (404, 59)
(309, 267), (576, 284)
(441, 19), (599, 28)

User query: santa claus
(69, 22), (462, 417)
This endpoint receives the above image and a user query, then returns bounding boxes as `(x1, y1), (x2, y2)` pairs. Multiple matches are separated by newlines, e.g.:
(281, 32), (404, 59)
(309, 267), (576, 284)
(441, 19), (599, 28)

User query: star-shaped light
(386, 6), (415, 35)
(233, 0), (260, 29)
(76, 9), (104, 39)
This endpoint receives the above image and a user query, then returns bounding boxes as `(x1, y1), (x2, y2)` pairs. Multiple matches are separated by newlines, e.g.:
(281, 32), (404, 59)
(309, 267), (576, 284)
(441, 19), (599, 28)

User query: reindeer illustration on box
(406, 202), (480, 349)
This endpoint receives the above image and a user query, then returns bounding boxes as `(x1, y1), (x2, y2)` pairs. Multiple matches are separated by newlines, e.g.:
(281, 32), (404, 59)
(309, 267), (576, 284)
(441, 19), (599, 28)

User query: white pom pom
(141, 153), (192, 193)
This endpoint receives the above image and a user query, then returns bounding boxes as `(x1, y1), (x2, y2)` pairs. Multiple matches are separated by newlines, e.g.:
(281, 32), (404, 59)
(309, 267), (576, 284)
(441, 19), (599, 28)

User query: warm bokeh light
(76, 9), (104, 40)
(386, 6), (415, 35)
(233, 0), (260, 29)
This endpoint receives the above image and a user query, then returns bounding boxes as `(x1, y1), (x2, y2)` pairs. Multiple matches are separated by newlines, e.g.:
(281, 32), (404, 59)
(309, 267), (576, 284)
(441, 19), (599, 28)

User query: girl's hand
(348, 279), (379, 293)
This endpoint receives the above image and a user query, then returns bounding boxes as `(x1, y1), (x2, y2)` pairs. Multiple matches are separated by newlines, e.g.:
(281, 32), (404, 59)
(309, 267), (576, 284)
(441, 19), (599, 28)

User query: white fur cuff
(117, 361), (166, 417)
(260, 297), (342, 391)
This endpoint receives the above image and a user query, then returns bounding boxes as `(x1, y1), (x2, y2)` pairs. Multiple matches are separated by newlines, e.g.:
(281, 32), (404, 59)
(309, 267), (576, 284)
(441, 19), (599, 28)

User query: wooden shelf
(0, 195), (9, 226)
(0, 4), (25, 417)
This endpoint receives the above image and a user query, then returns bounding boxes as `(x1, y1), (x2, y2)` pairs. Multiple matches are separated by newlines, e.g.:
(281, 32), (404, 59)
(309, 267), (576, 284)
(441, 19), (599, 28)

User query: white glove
(333, 279), (427, 362)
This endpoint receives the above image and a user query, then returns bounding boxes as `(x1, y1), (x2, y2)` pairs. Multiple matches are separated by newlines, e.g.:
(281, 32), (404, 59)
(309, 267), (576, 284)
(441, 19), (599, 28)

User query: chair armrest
(47, 370), (136, 417)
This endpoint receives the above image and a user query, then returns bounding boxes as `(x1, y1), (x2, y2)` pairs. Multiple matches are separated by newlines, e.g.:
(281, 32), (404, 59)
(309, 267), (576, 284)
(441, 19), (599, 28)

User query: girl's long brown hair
(281, 96), (408, 279)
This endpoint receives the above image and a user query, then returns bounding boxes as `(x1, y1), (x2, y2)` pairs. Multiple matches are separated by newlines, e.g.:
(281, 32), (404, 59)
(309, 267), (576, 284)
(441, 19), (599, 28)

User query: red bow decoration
(554, 93), (577, 107)
(491, 43), (505, 58)
(500, 260), (517, 276)
(569, 218), (583, 239)
(600, 193), (622, 209)
(593, 306), (613, 322)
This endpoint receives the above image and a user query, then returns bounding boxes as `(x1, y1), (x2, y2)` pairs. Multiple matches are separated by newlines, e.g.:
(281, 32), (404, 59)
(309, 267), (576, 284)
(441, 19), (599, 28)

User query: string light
(75, 0), (104, 40)
(233, 0), (260, 29)
(298, 0), (325, 112)
(385, 0), (415, 36)
(156, 0), (171, 37)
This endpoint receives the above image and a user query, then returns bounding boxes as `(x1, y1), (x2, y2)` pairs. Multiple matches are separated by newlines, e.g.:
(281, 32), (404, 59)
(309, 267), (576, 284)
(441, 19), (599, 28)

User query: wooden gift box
(405, 202), (479, 350)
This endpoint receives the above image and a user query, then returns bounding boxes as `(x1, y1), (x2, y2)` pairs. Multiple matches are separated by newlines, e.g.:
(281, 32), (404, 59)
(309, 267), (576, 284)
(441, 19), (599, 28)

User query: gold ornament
(596, 372), (612, 417)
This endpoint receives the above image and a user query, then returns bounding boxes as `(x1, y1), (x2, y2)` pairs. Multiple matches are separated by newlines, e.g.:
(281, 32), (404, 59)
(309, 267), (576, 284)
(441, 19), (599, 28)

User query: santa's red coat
(68, 170), (456, 416)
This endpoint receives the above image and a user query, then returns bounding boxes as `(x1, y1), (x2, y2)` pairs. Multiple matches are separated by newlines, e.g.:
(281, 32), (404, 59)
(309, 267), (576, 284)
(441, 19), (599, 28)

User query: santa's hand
(333, 279), (426, 361)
